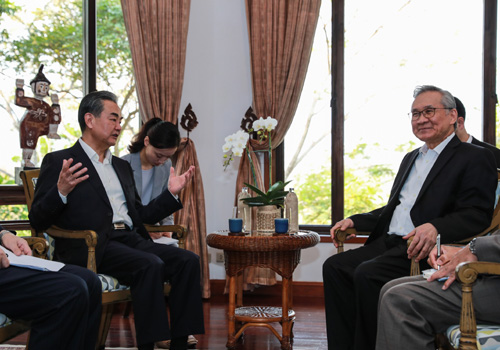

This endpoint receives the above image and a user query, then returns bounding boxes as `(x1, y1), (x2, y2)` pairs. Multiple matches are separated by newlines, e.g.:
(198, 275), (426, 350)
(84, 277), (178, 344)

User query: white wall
(180, 1), (357, 282)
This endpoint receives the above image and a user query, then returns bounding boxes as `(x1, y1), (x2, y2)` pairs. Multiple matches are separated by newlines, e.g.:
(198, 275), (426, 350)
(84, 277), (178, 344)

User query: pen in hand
(436, 234), (441, 270)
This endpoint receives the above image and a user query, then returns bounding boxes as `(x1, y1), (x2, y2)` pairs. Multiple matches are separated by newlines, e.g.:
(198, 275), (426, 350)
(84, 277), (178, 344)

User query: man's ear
(84, 113), (94, 129)
(457, 116), (465, 129)
(449, 108), (458, 125)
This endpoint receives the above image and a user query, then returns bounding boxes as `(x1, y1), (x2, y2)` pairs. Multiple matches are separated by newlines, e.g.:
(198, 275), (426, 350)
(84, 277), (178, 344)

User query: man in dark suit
(454, 96), (500, 167)
(29, 91), (204, 350)
(0, 227), (101, 350)
(322, 85), (498, 350)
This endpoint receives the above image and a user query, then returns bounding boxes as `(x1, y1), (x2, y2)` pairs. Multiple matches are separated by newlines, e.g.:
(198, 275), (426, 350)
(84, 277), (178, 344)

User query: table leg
(281, 277), (292, 350)
(227, 275), (237, 349)
(236, 271), (243, 308)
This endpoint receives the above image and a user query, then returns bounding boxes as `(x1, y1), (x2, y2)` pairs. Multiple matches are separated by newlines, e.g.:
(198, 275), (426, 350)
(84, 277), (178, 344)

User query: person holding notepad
(0, 228), (101, 350)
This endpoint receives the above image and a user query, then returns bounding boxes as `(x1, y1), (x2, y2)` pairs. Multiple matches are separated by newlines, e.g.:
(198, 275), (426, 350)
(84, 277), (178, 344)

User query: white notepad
(153, 236), (179, 247)
(0, 245), (65, 272)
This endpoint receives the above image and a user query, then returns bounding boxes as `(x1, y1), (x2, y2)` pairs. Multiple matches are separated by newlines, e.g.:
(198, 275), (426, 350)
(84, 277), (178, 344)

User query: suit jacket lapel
(416, 135), (460, 203)
(70, 142), (111, 207)
(386, 150), (419, 208)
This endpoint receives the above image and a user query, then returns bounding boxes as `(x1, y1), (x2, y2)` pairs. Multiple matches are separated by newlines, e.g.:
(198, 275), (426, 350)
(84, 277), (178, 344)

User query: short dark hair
(78, 91), (118, 133)
(127, 117), (180, 153)
(454, 97), (466, 120)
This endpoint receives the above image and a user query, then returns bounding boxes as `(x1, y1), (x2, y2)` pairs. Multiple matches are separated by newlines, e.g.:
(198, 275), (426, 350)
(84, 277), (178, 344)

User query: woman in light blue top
(121, 118), (180, 238)
(122, 118), (198, 349)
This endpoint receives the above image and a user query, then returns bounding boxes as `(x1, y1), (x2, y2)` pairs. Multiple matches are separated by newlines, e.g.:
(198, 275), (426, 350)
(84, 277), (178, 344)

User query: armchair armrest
(22, 236), (49, 259)
(334, 228), (369, 253)
(452, 261), (500, 350)
(145, 224), (188, 250)
(44, 226), (98, 272)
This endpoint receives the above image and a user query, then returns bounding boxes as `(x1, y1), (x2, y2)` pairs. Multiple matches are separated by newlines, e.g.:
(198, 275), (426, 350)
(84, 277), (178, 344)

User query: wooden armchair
(20, 169), (188, 349)
(434, 261), (500, 350)
(0, 236), (49, 347)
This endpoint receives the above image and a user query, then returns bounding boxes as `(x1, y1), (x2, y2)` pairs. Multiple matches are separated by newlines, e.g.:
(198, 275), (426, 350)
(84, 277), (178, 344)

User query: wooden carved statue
(15, 64), (61, 167)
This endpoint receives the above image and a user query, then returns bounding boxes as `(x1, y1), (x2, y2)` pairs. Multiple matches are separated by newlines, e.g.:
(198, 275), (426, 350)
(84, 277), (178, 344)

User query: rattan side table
(207, 230), (320, 350)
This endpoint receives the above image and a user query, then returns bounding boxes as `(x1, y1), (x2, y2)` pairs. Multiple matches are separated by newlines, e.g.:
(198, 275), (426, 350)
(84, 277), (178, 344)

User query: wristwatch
(468, 238), (477, 255)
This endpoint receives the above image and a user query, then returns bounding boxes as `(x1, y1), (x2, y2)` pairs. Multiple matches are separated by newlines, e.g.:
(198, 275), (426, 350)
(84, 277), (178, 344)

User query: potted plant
(223, 116), (290, 234)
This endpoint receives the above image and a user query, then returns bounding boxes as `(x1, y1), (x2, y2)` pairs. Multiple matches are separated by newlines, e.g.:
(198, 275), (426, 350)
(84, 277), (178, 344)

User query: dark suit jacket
(472, 136), (500, 168)
(351, 135), (497, 245)
(28, 141), (183, 267)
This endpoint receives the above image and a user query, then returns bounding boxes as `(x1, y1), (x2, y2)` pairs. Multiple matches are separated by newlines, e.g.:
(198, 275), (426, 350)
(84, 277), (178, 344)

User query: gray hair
(413, 85), (456, 109)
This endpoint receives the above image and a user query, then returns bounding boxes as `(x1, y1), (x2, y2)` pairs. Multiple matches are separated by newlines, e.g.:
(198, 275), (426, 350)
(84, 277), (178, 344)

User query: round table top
(206, 230), (320, 252)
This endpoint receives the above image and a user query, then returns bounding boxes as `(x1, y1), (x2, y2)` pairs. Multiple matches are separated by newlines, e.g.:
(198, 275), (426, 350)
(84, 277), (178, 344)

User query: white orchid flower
(264, 117), (278, 131)
(232, 139), (246, 150)
(252, 117), (266, 131)
(224, 133), (237, 143)
(232, 147), (244, 157)
(235, 130), (249, 142)
(222, 142), (232, 152)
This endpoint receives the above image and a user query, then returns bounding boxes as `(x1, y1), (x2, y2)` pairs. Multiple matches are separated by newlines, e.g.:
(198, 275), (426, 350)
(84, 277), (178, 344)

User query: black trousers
(97, 230), (205, 345)
(0, 264), (101, 350)
(322, 234), (429, 350)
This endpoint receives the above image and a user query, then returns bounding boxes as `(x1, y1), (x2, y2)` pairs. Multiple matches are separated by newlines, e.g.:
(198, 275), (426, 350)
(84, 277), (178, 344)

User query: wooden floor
(6, 293), (327, 349)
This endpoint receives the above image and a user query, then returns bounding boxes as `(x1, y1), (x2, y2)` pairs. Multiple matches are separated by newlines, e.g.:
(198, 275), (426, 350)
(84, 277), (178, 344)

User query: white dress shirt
(387, 133), (454, 236)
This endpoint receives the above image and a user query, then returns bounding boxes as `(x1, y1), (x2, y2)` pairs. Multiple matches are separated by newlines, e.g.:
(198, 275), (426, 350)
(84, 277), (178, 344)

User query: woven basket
(255, 205), (280, 236)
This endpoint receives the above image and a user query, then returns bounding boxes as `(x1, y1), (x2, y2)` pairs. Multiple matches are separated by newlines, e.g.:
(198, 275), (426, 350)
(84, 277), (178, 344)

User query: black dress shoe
(170, 335), (188, 350)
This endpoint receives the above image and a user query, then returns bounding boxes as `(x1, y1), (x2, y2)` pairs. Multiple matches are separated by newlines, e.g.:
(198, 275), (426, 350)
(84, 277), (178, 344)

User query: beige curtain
(121, 0), (190, 122)
(236, 0), (321, 290)
(121, 0), (211, 298)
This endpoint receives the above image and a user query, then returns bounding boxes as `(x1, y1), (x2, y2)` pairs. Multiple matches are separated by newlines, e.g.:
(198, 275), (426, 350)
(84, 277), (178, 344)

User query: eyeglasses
(408, 107), (452, 120)
(409, 107), (452, 120)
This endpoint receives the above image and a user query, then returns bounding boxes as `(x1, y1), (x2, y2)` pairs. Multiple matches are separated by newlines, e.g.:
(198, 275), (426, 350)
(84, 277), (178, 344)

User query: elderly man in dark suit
(322, 85), (498, 350)
(29, 91), (204, 350)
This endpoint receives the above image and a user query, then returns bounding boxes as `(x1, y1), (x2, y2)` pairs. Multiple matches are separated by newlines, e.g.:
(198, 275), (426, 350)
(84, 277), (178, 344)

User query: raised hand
(168, 166), (195, 196)
(57, 158), (89, 197)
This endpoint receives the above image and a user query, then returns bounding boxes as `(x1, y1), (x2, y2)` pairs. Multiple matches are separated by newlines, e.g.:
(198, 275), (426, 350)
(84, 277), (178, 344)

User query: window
(96, 0), (139, 156)
(0, 0), (139, 221)
(284, 0), (332, 226)
(285, 0), (497, 234)
(0, 0), (83, 220)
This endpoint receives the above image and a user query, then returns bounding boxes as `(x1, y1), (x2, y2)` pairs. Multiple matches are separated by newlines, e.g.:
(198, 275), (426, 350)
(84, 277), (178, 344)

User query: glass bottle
(285, 188), (299, 233)
(237, 187), (251, 232)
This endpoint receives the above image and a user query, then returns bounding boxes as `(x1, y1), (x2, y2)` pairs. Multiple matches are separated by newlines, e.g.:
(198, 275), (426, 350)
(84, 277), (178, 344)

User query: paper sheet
(0, 245), (65, 271)
(153, 236), (179, 247)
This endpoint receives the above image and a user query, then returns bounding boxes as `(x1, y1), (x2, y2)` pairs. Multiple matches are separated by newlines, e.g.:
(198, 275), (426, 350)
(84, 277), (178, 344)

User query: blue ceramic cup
(275, 218), (289, 234)
(229, 218), (243, 233)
